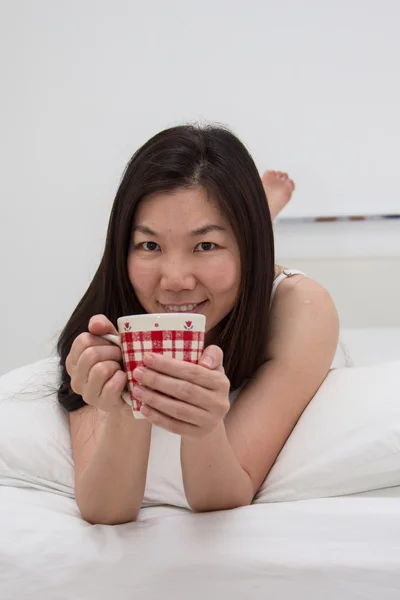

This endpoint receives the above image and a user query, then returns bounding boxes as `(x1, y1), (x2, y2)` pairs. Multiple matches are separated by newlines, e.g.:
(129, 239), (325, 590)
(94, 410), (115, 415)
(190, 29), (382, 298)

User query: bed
(1, 326), (400, 600)
(2, 485), (400, 600)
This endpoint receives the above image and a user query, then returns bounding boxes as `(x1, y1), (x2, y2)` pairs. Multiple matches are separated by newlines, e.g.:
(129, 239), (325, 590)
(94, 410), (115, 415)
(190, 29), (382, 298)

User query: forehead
(135, 186), (226, 226)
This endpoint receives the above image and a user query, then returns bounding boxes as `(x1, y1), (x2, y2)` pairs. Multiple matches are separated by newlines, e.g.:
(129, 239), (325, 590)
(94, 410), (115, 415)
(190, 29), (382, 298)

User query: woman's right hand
(66, 314), (129, 412)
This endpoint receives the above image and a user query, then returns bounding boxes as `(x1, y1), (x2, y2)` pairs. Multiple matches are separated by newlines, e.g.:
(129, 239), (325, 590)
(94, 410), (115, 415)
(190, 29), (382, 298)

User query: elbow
(76, 496), (139, 526)
(190, 496), (253, 514)
(80, 511), (139, 526)
(189, 474), (255, 513)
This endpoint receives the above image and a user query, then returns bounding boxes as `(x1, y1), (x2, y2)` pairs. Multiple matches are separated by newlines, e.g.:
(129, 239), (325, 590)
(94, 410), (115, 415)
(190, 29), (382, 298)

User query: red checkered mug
(103, 313), (206, 419)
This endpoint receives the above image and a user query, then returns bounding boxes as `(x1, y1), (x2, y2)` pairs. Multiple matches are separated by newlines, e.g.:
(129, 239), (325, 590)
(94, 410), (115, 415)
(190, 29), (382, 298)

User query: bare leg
(261, 170), (295, 221)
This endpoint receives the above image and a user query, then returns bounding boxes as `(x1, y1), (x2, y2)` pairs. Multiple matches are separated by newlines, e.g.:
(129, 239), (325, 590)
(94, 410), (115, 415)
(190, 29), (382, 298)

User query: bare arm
(66, 315), (152, 525)
(70, 407), (151, 525)
(180, 422), (253, 512)
(180, 276), (339, 510)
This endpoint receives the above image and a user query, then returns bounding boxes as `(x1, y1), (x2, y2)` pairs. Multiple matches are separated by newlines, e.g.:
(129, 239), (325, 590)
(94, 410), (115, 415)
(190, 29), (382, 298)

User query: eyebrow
(132, 224), (227, 237)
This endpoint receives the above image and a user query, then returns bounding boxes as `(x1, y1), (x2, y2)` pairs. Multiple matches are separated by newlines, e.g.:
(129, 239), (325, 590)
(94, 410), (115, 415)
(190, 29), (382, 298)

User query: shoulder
(265, 273), (339, 362)
(273, 271), (333, 306)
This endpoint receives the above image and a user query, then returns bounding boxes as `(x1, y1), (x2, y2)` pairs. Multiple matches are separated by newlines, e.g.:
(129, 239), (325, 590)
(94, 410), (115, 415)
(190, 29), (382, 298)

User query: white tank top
(270, 268), (308, 306)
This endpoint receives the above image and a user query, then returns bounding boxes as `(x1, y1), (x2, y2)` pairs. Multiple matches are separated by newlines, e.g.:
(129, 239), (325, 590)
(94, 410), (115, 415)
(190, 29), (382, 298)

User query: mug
(103, 313), (206, 418)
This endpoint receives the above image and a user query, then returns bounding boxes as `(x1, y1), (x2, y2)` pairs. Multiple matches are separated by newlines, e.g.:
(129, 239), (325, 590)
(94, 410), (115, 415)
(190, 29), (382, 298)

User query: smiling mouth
(160, 300), (208, 313)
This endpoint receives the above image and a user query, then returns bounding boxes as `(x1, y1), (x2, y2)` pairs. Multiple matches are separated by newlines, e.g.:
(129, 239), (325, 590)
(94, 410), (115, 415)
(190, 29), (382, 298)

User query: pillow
(254, 359), (400, 503)
(1, 356), (400, 506)
(0, 358), (74, 497)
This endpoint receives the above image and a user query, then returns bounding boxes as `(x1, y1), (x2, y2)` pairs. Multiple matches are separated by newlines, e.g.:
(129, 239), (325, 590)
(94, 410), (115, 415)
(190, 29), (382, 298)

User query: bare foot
(261, 170), (295, 219)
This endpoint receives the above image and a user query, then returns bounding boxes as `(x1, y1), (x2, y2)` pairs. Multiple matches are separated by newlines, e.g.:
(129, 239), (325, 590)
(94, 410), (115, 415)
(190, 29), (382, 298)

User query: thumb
(198, 345), (224, 371)
(88, 314), (118, 337)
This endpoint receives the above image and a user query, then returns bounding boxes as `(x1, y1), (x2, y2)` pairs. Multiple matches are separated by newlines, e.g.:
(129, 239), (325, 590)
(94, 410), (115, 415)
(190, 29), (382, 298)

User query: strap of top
(270, 269), (306, 306)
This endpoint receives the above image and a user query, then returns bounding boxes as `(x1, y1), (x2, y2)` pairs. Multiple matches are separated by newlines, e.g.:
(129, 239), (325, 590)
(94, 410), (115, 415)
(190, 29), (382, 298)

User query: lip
(159, 300), (208, 314)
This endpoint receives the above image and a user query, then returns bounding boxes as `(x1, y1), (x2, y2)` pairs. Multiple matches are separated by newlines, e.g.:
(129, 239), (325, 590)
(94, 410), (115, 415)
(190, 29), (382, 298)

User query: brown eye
(196, 242), (215, 252)
(141, 242), (160, 251)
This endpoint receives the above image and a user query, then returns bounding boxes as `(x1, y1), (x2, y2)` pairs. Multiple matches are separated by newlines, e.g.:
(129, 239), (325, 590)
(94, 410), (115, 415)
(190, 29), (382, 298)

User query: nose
(159, 257), (196, 292)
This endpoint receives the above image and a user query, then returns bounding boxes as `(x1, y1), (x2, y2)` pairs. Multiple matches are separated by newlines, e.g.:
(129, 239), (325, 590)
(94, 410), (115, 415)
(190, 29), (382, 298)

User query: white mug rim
(117, 313), (206, 332)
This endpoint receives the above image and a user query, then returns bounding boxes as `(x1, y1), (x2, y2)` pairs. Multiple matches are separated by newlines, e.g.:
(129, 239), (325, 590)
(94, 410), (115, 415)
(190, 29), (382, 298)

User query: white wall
(1, 0), (400, 376)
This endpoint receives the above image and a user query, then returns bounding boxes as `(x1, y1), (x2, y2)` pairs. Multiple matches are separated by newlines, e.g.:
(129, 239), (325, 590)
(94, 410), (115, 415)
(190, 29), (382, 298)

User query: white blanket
(1, 486), (400, 600)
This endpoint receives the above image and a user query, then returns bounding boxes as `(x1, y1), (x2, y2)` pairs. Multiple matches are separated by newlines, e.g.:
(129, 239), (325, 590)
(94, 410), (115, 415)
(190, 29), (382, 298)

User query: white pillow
(0, 358), (74, 497)
(254, 359), (400, 503)
(1, 356), (400, 506)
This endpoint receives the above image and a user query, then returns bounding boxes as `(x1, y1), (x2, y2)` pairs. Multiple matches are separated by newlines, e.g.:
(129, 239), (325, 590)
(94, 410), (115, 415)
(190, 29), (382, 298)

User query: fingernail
(201, 356), (213, 367)
(133, 367), (145, 381)
(143, 353), (155, 366)
(133, 385), (144, 399)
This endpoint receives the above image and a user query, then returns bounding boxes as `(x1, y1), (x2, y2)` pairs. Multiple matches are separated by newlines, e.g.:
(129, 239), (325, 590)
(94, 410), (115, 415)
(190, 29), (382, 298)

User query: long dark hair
(57, 124), (275, 411)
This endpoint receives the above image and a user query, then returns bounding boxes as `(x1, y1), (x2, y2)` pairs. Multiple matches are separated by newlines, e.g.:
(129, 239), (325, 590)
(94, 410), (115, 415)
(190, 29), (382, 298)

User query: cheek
(206, 256), (240, 295)
(127, 257), (158, 294)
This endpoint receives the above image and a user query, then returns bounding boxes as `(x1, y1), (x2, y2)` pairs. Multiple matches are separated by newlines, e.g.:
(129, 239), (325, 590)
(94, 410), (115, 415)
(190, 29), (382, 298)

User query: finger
(198, 345), (224, 370)
(100, 369), (130, 411)
(140, 404), (200, 437)
(134, 386), (207, 425)
(68, 331), (116, 371)
(88, 314), (119, 336)
(134, 365), (214, 407)
(75, 344), (123, 388)
(142, 352), (224, 391)
(85, 360), (127, 410)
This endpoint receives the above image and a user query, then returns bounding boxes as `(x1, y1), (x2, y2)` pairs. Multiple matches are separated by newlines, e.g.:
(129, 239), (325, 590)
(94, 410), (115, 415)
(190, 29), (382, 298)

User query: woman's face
(127, 186), (241, 335)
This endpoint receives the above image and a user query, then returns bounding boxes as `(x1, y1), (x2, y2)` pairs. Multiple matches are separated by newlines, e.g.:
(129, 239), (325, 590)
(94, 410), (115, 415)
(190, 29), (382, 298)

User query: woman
(58, 124), (342, 525)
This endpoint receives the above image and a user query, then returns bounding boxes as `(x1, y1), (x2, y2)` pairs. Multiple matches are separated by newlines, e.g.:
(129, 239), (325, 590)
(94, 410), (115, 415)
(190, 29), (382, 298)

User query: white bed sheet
(1, 486), (400, 600)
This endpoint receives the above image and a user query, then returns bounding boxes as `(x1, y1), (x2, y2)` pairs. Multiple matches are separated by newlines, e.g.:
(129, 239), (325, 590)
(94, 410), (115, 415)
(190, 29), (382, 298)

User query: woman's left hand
(131, 345), (230, 440)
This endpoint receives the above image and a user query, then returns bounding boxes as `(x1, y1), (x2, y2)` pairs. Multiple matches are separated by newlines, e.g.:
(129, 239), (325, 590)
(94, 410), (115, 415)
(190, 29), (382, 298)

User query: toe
(262, 170), (276, 181)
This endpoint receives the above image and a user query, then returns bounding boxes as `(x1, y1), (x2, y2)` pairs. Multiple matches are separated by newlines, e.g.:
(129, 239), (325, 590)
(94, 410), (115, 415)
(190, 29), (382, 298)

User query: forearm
(75, 410), (152, 525)
(180, 422), (254, 512)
